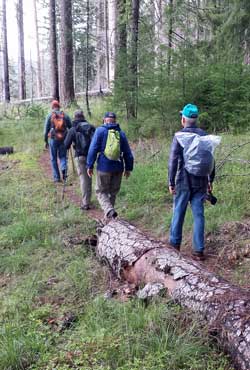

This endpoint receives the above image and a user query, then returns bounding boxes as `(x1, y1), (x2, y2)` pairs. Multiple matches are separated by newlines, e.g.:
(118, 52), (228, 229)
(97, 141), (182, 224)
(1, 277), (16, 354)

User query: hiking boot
(62, 169), (67, 181)
(54, 178), (62, 183)
(192, 250), (205, 261)
(169, 243), (180, 251)
(106, 209), (118, 219)
(81, 205), (90, 211)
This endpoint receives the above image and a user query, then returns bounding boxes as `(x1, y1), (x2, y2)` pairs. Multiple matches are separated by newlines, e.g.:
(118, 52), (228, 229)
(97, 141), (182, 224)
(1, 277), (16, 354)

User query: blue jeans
(169, 189), (205, 252)
(49, 139), (67, 181)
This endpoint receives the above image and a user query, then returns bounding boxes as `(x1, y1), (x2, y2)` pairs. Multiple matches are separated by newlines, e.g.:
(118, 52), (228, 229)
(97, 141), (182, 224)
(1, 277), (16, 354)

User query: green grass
(0, 113), (236, 369)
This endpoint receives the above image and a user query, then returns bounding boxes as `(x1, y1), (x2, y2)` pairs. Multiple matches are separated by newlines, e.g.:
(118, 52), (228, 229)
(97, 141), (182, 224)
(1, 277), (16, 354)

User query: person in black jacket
(168, 104), (215, 261)
(64, 110), (95, 210)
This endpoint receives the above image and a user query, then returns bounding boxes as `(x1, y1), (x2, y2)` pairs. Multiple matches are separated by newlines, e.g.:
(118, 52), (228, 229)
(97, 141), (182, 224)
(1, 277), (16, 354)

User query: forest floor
(1, 116), (249, 369)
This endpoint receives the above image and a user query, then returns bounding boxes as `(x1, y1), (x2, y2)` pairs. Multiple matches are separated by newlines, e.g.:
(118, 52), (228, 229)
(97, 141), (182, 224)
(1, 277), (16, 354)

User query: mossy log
(97, 219), (250, 370)
(0, 146), (14, 155)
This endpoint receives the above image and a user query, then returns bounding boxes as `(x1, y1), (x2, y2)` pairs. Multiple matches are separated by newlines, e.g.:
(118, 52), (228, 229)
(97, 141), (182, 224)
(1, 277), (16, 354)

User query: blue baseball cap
(180, 104), (199, 118)
(104, 111), (116, 119)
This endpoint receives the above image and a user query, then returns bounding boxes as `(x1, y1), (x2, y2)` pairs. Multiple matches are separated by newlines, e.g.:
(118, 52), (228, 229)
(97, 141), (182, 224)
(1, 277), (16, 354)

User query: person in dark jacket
(44, 100), (72, 182)
(64, 110), (95, 210)
(87, 112), (134, 219)
(168, 104), (215, 260)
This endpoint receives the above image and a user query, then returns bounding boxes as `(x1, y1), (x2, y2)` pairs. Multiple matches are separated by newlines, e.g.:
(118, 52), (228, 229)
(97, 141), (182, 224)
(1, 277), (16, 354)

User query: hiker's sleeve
(64, 128), (74, 150)
(168, 136), (180, 187)
(86, 128), (102, 169)
(44, 114), (51, 143)
(208, 161), (215, 183)
(121, 134), (134, 171)
(65, 115), (72, 129)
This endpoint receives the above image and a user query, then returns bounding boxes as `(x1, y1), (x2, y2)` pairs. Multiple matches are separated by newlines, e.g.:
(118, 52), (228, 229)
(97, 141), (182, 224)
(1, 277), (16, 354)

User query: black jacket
(168, 125), (215, 192)
(64, 120), (95, 157)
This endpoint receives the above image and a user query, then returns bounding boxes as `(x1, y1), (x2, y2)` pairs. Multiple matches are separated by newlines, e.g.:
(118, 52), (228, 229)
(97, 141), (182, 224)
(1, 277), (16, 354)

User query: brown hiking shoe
(192, 251), (205, 261)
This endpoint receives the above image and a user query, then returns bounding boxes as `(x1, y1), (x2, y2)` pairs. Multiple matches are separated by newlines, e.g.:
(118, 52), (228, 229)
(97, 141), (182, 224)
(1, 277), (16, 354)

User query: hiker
(44, 100), (72, 182)
(64, 110), (95, 210)
(86, 112), (134, 219)
(168, 104), (215, 260)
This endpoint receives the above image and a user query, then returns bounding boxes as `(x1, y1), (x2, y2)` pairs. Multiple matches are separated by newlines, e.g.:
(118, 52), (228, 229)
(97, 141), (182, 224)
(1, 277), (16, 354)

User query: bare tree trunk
(49, 0), (59, 101)
(108, 0), (117, 83)
(85, 0), (91, 116)
(97, 219), (250, 370)
(33, 0), (43, 97)
(2, 0), (10, 102)
(127, 0), (139, 119)
(104, 0), (110, 87)
(59, 0), (75, 106)
(16, 0), (26, 100)
(167, 0), (173, 76)
(96, 0), (107, 91)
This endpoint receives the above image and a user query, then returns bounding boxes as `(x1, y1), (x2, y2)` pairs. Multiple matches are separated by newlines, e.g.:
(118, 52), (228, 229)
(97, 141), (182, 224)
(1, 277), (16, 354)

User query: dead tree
(33, 0), (43, 97)
(2, 0), (10, 102)
(16, 0), (26, 100)
(97, 219), (250, 370)
(49, 0), (59, 101)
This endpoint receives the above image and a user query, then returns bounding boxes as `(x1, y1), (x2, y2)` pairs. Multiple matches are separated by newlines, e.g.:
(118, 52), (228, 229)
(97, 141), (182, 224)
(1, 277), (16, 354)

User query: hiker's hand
(124, 171), (130, 179)
(169, 185), (176, 195)
(207, 182), (213, 193)
(45, 142), (49, 150)
(87, 168), (93, 177)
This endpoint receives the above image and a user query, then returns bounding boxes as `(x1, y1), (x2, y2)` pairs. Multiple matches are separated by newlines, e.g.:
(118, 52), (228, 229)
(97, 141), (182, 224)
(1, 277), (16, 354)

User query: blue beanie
(180, 104), (199, 118)
(104, 112), (116, 119)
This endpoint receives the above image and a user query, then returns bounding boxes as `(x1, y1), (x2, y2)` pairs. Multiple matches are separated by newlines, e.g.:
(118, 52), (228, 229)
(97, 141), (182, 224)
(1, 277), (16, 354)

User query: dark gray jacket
(168, 125), (215, 192)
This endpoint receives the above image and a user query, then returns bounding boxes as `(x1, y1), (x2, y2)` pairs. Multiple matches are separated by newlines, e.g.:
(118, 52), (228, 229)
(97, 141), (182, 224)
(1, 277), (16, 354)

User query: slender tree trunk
(59, 0), (75, 106)
(97, 219), (250, 370)
(85, 0), (91, 116)
(33, 0), (43, 96)
(49, 0), (59, 101)
(167, 0), (173, 76)
(2, 0), (10, 102)
(108, 0), (117, 83)
(127, 0), (140, 119)
(104, 0), (110, 87)
(97, 0), (107, 91)
(16, 0), (26, 100)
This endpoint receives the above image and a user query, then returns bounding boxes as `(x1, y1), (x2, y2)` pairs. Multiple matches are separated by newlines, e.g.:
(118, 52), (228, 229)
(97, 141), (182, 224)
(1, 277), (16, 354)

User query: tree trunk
(16, 0), (26, 100)
(49, 0), (59, 101)
(107, 0), (117, 83)
(97, 219), (250, 370)
(127, 0), (140, 119)
(167, 0), (173, 76)
(2, 0), (10, 102)
(96, 0), (107, 91)
(85, 0), (91, 116)
(59, 0), (75, 106)
(33, 0), (43, 97)
(104, 0), (110, 87)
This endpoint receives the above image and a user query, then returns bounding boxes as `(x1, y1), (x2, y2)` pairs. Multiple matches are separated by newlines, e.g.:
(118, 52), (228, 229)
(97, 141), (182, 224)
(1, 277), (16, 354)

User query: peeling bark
(97, 219), (250, 370)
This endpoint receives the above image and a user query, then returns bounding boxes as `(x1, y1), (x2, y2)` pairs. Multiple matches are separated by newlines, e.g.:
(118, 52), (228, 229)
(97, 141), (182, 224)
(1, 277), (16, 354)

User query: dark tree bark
(2, 0), (10, 102)
(33, 0), (43, 97)
(49, 0), (59, 101)
(167, 0), (173, 76)
(59, 0), (75, 106)
(16, 0), (26, 100)
(97, 219), (250, 370)
(127, 0), (140, 119)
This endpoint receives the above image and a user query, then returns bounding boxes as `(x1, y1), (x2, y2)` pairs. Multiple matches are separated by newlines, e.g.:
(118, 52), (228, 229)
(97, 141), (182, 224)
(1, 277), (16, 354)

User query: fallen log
(97, 219), (250, 370)
(0, 146), (14, 155)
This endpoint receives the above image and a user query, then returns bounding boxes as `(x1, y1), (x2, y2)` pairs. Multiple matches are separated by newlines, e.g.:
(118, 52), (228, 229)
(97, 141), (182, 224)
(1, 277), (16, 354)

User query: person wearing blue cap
(168, 104), (215, 260)
(87, 112), (134, 219)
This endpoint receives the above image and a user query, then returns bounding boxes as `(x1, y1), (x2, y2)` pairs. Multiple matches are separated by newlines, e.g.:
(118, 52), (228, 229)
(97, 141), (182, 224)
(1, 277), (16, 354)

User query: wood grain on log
(97, 219), (250, 370)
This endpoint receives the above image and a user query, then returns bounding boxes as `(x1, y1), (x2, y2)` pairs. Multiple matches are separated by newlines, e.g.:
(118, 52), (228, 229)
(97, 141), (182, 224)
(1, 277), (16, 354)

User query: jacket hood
(102, 123), (121, 131)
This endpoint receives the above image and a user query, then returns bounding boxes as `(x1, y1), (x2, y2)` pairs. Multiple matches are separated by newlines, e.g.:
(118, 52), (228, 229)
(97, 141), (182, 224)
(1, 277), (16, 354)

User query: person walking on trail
(86, 112), (134, 219)
(168, 104), (215, 261)
(64, 110), (95, 210)
(44, 100), (72, 182)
